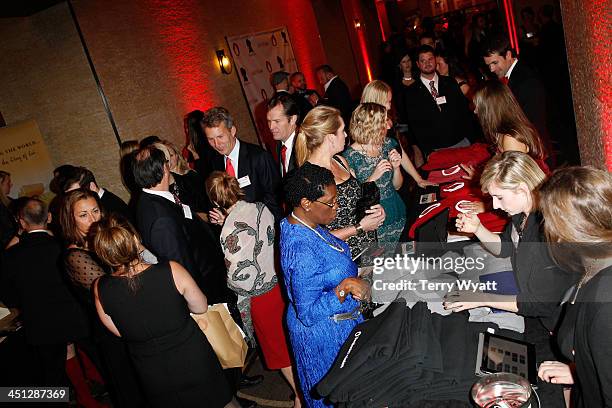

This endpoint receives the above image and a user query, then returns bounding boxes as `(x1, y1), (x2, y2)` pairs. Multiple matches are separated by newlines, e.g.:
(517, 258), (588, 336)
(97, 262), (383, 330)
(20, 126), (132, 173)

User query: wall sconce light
(216, 49), (232, 75)
(354, 19), (362, 29)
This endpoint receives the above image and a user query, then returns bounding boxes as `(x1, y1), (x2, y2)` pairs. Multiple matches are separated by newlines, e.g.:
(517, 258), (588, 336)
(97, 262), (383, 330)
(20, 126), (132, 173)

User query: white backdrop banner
(227, 27), (298, 153)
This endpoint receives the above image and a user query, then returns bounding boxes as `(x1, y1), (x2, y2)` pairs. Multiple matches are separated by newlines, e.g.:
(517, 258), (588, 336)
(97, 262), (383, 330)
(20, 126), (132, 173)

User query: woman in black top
(92, 214), (236, 408)
(60, 189), (146, 407)
(444, 151), (576, 406)
(537, 167), (612, 407)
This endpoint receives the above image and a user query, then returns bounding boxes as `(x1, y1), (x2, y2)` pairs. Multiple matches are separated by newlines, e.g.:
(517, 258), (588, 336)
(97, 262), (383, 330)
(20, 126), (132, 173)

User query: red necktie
(280, 145), (287, 176)
(225, 156), (235, 177)
(501, 77), (509, 85)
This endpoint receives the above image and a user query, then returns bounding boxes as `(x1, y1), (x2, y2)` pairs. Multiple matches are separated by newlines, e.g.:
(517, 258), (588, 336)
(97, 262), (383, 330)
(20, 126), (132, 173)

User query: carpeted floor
(237, 353), (295, 407)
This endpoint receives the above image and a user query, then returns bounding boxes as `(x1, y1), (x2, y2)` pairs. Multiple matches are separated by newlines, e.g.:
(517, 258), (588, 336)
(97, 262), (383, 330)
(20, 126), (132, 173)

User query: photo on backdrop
(227, 27), (298, 154)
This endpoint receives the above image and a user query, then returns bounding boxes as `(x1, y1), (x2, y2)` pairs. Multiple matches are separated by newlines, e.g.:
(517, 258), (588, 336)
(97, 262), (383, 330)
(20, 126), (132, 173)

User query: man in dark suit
(401, 45), (479, 157)
(201, 107), (282, 222)
(290, 71), (319, 109)
(132, 146), (227, 302)
(482, 35), (550, 155)
(1, 198), (88, 386)
(62, 166), (132, 222)
(266, 93), (300, 177)
(270, 71), (312, 119)
(315, 64), (354, 125)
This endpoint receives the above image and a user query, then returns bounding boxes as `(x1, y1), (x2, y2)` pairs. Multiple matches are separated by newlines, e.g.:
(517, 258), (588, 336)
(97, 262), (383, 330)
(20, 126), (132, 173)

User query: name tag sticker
(182, 204), (193, 219)
(436, 96), (447, 105)
(237, 175), (251, 188)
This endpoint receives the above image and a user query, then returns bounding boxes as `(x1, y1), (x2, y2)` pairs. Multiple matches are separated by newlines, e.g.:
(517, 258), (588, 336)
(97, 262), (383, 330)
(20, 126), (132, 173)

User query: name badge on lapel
(237, 175), (251, 188)
(436, 96), (447, 105)
(182, 204), (193, 219)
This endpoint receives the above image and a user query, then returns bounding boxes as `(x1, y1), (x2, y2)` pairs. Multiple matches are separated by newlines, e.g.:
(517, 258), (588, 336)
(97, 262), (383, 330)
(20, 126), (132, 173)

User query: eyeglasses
(314, 198), (338, 208)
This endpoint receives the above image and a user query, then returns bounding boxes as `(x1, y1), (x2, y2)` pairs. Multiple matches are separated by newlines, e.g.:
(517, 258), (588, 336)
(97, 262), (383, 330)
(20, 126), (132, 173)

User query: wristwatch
(354, 223), (364, 235)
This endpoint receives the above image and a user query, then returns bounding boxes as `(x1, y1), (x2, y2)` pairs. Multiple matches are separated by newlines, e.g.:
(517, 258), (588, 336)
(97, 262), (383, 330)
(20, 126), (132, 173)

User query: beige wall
(0, 0), (328, 198)
(0, 3), (121, 195)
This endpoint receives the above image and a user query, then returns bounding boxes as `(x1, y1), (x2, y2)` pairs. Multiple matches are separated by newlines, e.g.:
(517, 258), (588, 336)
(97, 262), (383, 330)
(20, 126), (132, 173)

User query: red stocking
(65, 357), (107, 408)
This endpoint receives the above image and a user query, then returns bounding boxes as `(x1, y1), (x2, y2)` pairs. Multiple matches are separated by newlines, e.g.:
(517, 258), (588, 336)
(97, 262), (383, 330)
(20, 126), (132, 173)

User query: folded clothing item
(408, 197), (509, 239)
(422, 143), (491, 171)
(468, 307), (525, 333)
(427, 164), (468, 184)
(439, 181), (482, 199)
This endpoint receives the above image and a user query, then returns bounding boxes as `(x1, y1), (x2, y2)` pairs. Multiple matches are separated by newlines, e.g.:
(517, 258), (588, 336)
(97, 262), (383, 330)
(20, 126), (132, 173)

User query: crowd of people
(0, 12), (610, 408)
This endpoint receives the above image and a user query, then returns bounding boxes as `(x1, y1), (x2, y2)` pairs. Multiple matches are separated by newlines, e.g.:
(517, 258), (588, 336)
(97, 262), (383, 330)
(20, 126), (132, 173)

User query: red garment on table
(408, 202), (448, 239)
(422, 143), (491, 171)
(427, 164), (469, 184)
(250, 284), (291, 370)
(408, 196), (509, 239)
(439, 181), (482, 199)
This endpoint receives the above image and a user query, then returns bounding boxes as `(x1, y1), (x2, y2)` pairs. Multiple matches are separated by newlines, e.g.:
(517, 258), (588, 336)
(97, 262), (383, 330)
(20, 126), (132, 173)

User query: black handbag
(354, 181), (380, 222)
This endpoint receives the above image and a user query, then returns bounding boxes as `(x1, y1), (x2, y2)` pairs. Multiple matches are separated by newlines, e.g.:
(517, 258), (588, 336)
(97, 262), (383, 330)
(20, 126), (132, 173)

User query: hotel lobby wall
(0, 0), (328, 197)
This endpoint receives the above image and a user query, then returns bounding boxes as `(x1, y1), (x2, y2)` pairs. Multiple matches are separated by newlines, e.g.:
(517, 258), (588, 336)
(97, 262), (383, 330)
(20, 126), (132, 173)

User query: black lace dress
(327, 157), (377, 262)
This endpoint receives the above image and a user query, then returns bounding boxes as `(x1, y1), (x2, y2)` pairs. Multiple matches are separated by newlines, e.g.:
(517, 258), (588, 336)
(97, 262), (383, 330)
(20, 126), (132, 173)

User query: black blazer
(276, 140), (297, 177)
(135, 192), (227, 302)
(1, 232), (89, 345)
(100, 189), (132, 221)
(507, 60), (548, 140)
(323, 77), (354, 124)
(400, 76), (479, 156)
(212, 140), (282, 220)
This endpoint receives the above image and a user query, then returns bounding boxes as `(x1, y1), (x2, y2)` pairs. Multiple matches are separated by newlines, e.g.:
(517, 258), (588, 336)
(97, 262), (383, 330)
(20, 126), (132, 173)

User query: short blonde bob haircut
(480, 151), (546, 195)
(360, 80), (391, 106)
(205, 171), (245, 211)
(294, 106), (342, 166)
(349, 103), (387, 146)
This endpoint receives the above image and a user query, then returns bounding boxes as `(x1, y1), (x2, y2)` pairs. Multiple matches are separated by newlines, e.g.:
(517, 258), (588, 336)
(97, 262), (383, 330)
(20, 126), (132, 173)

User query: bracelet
(354, 223), (364, 235)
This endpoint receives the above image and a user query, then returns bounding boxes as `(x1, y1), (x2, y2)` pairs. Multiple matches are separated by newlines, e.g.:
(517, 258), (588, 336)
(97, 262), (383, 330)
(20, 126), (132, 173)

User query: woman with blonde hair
(153, 140), (208, 214)
(444, 151), (575, 406)
(361, 80), (434, 187)
(537, 167), (612, 407)
(343, 103), (406, 245)
(294, 105), (385, 259)
(205, 172), (301, 408)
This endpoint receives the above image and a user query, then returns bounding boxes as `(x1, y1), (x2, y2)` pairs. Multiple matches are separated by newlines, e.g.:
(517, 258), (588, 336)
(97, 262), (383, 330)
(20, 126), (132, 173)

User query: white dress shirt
(505, 59), (519, 80)
(323, 75), (338, 92)
(420, 73), (439, 97)
(142, 188), (175, 203)
(281, 132), (295, 173)
(225, 138), (241, 177)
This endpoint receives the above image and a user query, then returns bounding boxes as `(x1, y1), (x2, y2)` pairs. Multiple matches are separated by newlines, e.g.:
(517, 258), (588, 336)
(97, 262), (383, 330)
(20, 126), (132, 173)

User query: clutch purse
(355, 181), (380, 222)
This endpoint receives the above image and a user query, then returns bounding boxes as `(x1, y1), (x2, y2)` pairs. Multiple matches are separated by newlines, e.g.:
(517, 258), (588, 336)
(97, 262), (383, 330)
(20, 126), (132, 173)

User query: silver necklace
(291, 212), (345, 253)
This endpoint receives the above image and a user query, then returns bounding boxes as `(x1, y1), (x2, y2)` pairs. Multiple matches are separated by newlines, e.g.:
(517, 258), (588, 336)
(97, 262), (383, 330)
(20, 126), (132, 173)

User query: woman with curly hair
(343, 103), (406, 245)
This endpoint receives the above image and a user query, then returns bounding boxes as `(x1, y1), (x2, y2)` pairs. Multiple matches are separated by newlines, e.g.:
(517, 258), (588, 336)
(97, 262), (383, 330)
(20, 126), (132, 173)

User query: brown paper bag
(192, 303), (248, 369)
